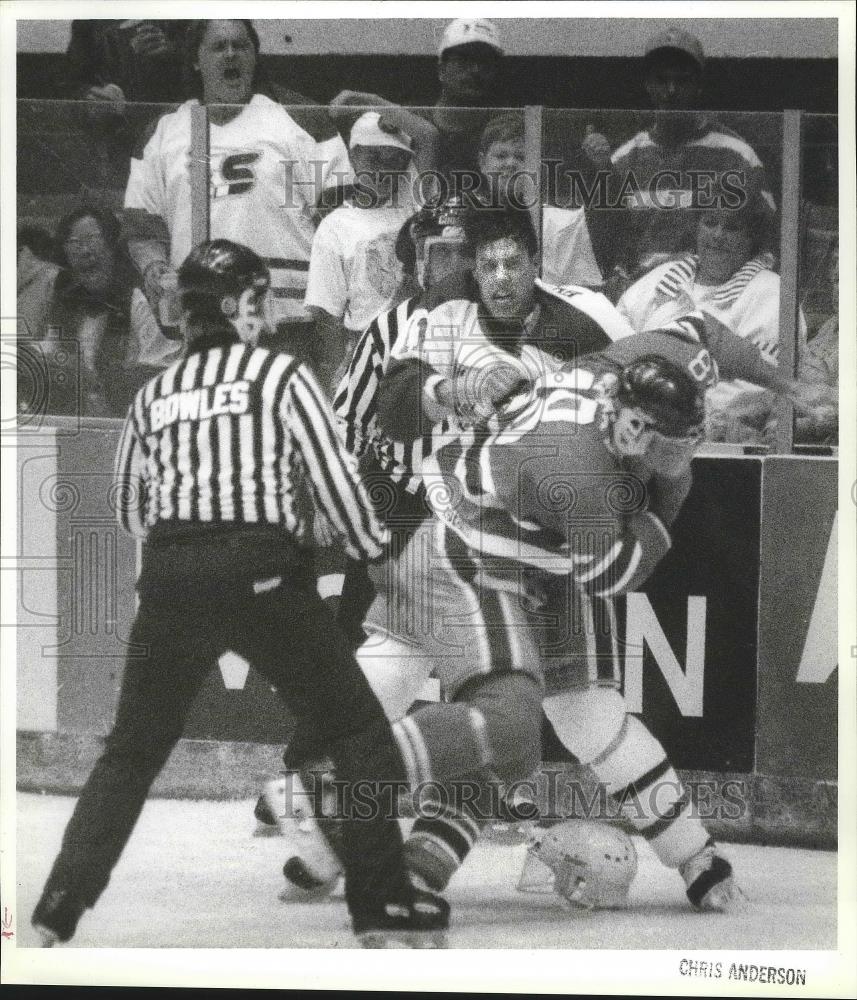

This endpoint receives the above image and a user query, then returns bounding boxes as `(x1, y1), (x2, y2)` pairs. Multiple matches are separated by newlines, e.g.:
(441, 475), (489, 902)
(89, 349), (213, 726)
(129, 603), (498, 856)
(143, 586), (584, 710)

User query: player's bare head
(178, 239), (272, 349)
(602, 355), (706, 475)
(465, 207), (539, 320)
(184, 19), (260, 106)
(438, 18), (503, 106)
(397, 198), (475, 290)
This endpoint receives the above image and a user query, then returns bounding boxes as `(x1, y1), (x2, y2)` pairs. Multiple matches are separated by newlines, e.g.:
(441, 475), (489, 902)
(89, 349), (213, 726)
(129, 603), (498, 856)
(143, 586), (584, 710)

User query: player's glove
(436, 363), (530, 424)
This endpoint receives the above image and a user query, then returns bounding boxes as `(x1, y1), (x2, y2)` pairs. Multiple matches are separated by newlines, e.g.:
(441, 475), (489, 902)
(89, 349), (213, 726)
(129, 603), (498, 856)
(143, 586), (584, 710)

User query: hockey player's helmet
(178, 239), (271, 344)
(397, 197), (475, 287)
(517, 819), (637, 909)
(617, 354), (706, 439)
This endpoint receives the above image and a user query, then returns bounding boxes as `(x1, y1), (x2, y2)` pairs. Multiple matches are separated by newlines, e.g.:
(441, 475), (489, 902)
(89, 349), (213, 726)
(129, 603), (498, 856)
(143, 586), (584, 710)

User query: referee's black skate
(354, 887), (450, 949)
(31, 886), (87, 946)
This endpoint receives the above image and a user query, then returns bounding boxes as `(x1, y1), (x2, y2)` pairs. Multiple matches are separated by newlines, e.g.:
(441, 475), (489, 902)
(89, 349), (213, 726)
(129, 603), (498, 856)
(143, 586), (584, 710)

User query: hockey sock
(405, 778), (485, 891)
(391, 702), (493, 787)
(544, 690), (710, 869)
(587, 714), (710, 868)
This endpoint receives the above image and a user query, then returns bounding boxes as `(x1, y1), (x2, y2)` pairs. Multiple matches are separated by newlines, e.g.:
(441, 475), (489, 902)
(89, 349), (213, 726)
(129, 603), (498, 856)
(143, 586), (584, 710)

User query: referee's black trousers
(41, 533), (412, 926)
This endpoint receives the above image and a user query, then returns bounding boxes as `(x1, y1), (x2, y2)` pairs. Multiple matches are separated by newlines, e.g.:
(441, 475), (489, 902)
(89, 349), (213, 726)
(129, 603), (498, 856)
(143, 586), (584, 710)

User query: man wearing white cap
(432, 17), (506, 180)
(305, 109), (436, 393)
(328, 18), (505, 185)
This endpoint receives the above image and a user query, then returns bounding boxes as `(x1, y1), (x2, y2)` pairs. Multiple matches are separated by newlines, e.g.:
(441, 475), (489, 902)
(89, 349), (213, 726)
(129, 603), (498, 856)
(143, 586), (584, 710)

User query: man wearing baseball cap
(581, 25), (774, 297)
(436, 17), (504, 108)
(328, 18), (506, 187)
(642, 27), (705, 115)
(431, 18), (506, 180)
(306, 110), (434, 394)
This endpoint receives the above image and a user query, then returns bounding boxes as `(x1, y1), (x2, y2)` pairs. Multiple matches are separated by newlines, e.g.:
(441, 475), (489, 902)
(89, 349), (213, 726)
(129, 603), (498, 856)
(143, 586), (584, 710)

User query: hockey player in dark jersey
(386, 330), (736, 911)
(31, 240), (448, 949)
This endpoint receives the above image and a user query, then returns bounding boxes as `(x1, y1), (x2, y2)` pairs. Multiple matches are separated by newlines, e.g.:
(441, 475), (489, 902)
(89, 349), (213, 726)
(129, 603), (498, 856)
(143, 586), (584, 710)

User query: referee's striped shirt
(333, 296), (448, 497)
(114, 341), (385, 561)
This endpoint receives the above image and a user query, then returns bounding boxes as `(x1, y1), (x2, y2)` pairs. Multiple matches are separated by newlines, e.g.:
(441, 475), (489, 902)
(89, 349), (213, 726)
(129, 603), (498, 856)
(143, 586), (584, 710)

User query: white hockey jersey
(125, 95), (352, 322)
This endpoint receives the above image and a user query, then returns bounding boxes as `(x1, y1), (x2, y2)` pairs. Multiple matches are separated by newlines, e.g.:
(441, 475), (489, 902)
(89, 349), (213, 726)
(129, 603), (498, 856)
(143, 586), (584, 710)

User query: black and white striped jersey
(114, 341), (385, 561)
(333, 296), (450, 499)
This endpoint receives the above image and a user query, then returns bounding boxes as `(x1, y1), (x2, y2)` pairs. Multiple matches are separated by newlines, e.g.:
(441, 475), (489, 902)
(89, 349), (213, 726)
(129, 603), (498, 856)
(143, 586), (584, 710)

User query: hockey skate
(31, 885), (87, 946)
(259, 773), (344, 901)
(354, 887), (450, 949)
(253, 778), (282, 836)
(680, 838), (739, 912)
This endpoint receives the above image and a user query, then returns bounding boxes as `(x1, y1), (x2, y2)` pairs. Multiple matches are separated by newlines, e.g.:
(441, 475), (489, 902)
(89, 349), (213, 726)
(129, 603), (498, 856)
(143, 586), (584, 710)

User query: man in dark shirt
(431, 17), (505, 181)
(582, 28), (775, 292)
(327, 18), (506, 190)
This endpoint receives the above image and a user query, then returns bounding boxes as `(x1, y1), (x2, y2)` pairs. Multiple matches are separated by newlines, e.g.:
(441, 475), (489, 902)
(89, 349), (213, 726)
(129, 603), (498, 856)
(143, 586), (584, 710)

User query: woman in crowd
(17, 226), (59, 341)
(124, 19), (351, 335)
(713, 244), (839, 446)
(40, 206), (179, 416)
(616, 193), (807, 441)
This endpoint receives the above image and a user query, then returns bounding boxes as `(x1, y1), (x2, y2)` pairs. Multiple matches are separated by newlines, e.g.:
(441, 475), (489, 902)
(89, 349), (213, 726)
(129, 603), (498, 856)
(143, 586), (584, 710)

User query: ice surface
(15, 792), (836, 950)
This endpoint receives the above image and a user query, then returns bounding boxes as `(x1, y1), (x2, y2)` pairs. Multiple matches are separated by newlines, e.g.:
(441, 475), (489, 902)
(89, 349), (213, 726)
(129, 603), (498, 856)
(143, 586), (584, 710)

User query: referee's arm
(113, 405), (149, 539)
(285, 363), (387, 562)
(332, 316), (382, 457)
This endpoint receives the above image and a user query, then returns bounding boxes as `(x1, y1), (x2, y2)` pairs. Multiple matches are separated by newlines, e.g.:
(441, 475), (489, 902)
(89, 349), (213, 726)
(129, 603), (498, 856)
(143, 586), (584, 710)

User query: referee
(32, 240), (448, 948)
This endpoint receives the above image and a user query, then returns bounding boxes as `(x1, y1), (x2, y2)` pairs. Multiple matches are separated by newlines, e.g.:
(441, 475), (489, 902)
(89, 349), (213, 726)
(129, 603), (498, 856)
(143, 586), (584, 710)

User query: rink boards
(14, 420), (838, 839)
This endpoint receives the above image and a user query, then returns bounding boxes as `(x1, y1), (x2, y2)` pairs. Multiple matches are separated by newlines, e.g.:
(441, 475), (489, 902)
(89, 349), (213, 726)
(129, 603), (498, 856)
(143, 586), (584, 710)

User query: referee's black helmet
(178, 239), (271, 327)
(618, 354), (706, 438)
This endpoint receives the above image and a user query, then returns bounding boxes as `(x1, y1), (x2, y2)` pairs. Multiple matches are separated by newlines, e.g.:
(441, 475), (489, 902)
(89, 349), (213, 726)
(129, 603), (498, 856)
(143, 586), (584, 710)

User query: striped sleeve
(333, 298), (416, 456)
(491, 431), (673, 596)
(285, 363), (386, 561)
(332, 308), (393, 456)
(113, 403), (149, 538)
(575, 512), (671, 596)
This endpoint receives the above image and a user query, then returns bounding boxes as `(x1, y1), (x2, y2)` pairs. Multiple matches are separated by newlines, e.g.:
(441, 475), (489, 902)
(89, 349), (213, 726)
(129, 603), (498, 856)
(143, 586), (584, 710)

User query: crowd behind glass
(16, 18), (839, 445)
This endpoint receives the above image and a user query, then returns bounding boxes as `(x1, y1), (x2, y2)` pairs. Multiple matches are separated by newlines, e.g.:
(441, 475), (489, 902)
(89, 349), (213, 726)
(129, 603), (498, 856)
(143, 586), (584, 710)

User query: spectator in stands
(124, 19), (351, 336)
(432, 17), (505, 179)
(64, 20), (186, 105)
(477, 112), (526, 206)
(306, 110), (434, 392)
(43, 206), (179, 416)
(723, 244), (839, 446)
(804, 245), (839, 392)
(474, 114), (604, 289)
(17, 226), (59, 340)
(616, 192), (807, 442)
(328, 17), (505, 189)
(795, 244), (838, 443)
(582, 28), (775, 296)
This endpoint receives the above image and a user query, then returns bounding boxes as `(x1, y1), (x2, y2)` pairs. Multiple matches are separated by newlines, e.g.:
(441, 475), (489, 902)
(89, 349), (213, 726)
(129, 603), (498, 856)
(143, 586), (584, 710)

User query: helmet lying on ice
(517, 819), (637, 909)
